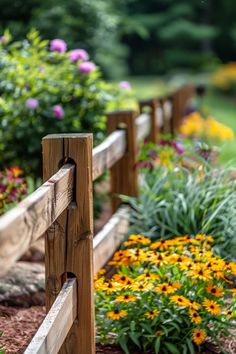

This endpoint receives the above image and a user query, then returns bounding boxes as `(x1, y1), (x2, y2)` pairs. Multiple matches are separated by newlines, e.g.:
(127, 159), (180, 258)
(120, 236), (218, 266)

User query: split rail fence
(0, 85), (195, 354)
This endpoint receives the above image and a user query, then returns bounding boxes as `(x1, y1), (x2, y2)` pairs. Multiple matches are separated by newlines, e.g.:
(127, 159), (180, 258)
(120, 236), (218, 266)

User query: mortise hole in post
(58, 157), (77, 204)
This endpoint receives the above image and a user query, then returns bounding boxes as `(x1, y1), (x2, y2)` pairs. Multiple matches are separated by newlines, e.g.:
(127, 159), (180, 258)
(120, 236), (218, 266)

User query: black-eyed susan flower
(106, 309), (127, 320)
(192, 328), (206, 345)
(155, 283), (176, 295)
(188, 299), (200, 311)
(203, 299), (221, 315)
(206, 283), (223, 298)
(188, 267), (211, 281)
(112, 274), (133, 285)
(145, 309), (159, 319)
(189, 309), (202, 324)
(136, 271), (159, 282)
(130, 282), (153, 292)
(170, 295), (191, 307)
(115, 294), (137, 303)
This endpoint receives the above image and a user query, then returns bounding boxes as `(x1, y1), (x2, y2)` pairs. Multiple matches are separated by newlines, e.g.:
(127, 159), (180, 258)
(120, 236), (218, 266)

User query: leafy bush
(95, 234), (236, 353)
(0, 30), (131, 178)
(0, 166), (27, 215)
(126, 166), (236, 259)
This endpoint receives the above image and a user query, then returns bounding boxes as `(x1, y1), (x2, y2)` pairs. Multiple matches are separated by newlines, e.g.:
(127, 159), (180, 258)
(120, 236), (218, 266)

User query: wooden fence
(0, 85), (195, 354)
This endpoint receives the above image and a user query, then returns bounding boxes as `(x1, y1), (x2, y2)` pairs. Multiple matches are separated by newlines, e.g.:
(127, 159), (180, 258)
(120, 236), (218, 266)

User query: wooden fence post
(107, 110), (138, 212)
(139, 98), (159, 144)
(42, 133), (95, 354)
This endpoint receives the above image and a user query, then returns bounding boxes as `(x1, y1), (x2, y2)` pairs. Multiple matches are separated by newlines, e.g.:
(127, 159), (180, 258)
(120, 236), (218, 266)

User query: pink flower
(79, 61), (96, 74)
(53, 105), (64, 119)
(119, 81), (132, 90)
(68, 49), (89, 62)
(25, 98), (39, 110)
(0, 36), (6, 43)
(50, 39), (67, 53)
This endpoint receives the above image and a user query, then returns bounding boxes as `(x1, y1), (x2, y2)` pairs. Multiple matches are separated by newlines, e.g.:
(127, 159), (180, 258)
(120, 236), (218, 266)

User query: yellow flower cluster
(180, 112), (234, 141)
(95, 234), (236, 350)
(211, 62), (236, 90)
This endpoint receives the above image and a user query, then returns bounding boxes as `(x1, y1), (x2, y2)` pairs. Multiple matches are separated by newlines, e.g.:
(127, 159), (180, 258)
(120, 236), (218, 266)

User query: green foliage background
(0, 0), (236, 77)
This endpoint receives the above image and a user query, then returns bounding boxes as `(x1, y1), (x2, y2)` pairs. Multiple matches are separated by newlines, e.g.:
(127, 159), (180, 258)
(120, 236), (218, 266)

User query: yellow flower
(145, 309), (159, 319)
(115, 294), (137, 303)
(206, 283), (224, 298)
(187, 267), (211, 281)
(188, 299), (201, 311)
(112, 274), (133, 285)
(203, 299), (221, 315)
(192, 329), (206, 346)
(189, 309), (202, 324)
(106, 309), (127, 320)
(136, 272), (159, 282)
(170, 295), (191, 307)
(150, 239), (169, 251)
(155, 283), (176, 296)
(124, 234), (151, 247)
(130, 282), (153, 292)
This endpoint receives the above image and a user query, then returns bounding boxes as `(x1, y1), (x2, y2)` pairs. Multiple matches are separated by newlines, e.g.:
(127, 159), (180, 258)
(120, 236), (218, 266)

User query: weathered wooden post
(139, 98), (160, 144)
(107, 111), (138, 212)
(42, 133), (95, 354)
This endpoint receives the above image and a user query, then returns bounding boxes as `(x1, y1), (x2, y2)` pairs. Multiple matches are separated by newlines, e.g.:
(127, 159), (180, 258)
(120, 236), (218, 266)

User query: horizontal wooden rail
(93, 206), (129, 274)
(0, 164), (74, 276)
(136, 113), (151, 141)
(92, 130), (127, 180)
(25, 278), (77, 354)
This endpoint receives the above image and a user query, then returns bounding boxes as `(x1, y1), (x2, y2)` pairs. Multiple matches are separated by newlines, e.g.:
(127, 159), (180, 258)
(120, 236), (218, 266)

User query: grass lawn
(126, 75), (236, 166)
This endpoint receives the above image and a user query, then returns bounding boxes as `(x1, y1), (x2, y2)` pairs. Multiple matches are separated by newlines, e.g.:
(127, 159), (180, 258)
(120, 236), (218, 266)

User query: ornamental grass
(95, 234), (236, 354)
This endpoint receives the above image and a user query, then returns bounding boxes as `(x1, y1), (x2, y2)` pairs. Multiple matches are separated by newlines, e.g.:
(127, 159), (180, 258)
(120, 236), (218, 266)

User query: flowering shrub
(0, 167), (27, 215)
(0, 30), (133, 177)
(180, 112), (234, 142)
(211, 62), (236, 95)
(95, 234), (236, 354)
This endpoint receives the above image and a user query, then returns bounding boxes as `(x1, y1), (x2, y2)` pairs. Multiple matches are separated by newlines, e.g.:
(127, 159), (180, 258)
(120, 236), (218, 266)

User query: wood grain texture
(0, 164), (74, 277)
(43, 133), (95, 354)
(92, 130), (127, 181)
(107, 110), (138, 212)
(139, 99), (160, 144)
(93, 206), (129, 274)
(135, 113), (151, 141)
(24, 278), (77, 354)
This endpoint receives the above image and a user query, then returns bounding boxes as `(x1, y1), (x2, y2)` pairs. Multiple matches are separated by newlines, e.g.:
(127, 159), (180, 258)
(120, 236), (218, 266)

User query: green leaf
(155, 337), (161, 354)
(129, 332), (141, 349)
(186, 338), (195, 354)
(164, 342), (181, 354)
(118, 334), (130, 354)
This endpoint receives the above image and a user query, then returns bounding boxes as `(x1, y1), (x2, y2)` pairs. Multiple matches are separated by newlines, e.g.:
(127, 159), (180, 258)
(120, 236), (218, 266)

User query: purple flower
(79, 61), (96, 74)
(50, 39), (67, 53)
(171, 141), (185, 155)
(53, 105), (64, 120)
(0, 36), (6, 43)
(119, 81), (132, 90)
(25, 98), (39, 110)
(68, 49), (89, 62)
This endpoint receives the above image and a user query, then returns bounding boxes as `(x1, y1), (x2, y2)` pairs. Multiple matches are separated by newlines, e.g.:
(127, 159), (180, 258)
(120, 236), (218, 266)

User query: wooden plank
(0, 164), (74, 277)
(107, 111), (138, 212)
(93, 206), (129, 274)
(139, 99), (160, 144)
(25, 278), (77, 354)
(136, 113), (151, 141)
(92, 130), (127, 181)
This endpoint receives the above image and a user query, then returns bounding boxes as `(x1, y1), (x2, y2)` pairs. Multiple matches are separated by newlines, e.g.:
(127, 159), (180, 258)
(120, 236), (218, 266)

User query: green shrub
(125, 166), (236, 259)
(0, 30), (131, 178)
